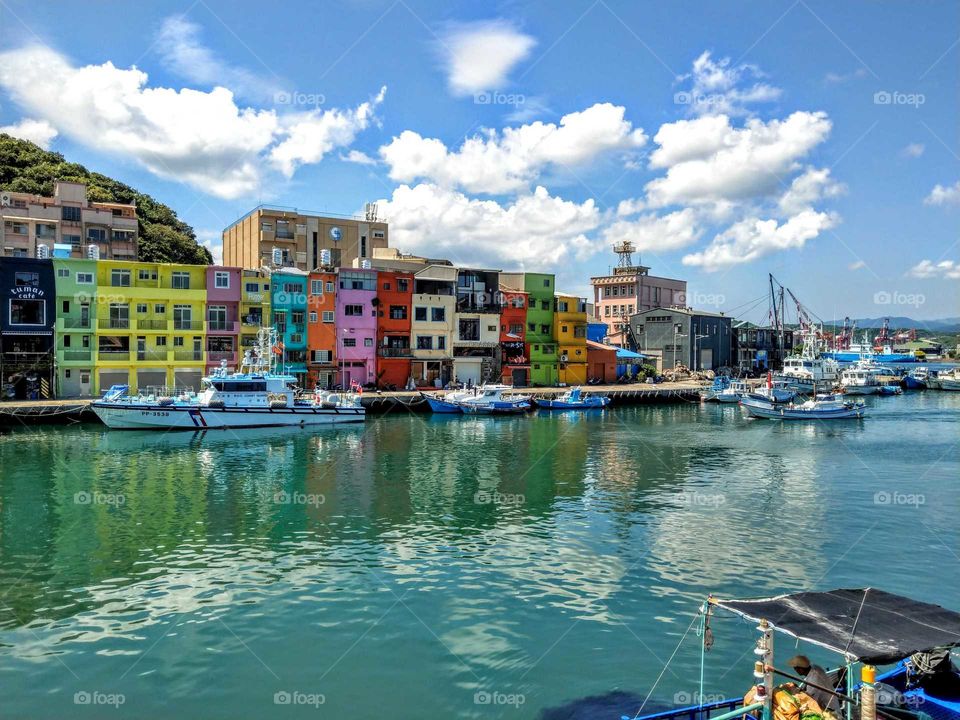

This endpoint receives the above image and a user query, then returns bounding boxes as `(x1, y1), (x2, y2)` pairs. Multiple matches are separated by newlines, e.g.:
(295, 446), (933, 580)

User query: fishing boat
(741, 392), (867, 420)
(839, 363), (883, 395)
(931, 369), (960, 391)
(628, 589), (960, 720)
(91, 330), (365, 430)
(533, 387), (610, 409)
(421, 388), (475, 413)
(902, 367), (929, 390)
(878, 385), (903, 396)
(456, 384), (531, 414)
(775, 330), (840, 392)
(744, 373), (797, 404)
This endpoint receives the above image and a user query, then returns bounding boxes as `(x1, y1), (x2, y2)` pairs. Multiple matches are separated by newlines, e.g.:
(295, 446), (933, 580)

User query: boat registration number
(140, 411), (170, 417)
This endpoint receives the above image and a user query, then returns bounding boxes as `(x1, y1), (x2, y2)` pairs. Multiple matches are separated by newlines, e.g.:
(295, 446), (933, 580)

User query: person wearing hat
(787, 655), (839, 713)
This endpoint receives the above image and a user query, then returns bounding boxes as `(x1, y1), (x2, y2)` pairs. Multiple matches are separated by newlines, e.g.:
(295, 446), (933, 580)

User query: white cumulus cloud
(375, 183), (600, 268)
(379, 102), (646, 194)
(677, 51), (781, 117)
(441, 20), (536, 95)
(924, 181), (960, 206)
(601, 208), (702, 254)
(778, 167), (845, 215)
(0, 118), (58, 148)
(908, 259), (960, 280)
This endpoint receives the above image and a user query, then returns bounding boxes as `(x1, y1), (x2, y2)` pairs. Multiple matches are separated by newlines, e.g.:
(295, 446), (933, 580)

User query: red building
(375, 269), (414, 389)
(499, 288), (529, 386)
(586, 340), (617, 383)
(306, 270), (337, 389)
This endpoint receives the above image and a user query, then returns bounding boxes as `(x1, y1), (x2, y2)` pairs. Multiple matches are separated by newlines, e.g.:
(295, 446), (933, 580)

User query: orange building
(306, 270), (337, 389)
(499, 288), (529, 386)
(375, 269), (414, 389)
(586, 339), (617, 383)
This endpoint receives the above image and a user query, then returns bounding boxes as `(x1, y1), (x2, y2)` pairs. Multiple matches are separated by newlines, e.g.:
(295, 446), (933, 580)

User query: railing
(137, 350), (169, 362)
(379, 347), (412, 358)
(241, 316), (264, 326)
(63, 318), (92, 329)
(206, 350), (236, 362)
(98, 318), (130, 330)
(63, 350), (92, 362)
(98, 351), (130, 361)
(207, 321), (238, 332)
(173, 320), (204, 331)
(137, 318), (168, 331)
(174, 350), (203, 361)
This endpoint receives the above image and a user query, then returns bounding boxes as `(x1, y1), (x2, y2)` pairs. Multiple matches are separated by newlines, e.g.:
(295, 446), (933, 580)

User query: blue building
(1, 257), (56, 399)
(270, 268), (309, 384)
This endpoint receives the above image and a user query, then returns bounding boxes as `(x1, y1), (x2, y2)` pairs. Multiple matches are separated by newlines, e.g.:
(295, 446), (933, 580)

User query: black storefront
(1, 258), (56, 400)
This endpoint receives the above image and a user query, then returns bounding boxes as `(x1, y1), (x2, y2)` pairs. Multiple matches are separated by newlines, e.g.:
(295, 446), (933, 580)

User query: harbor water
(1, 392), (958, 719)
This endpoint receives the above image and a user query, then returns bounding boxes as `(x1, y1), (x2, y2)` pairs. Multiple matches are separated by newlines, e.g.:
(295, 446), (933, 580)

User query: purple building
(205, 266), (242, 372)
(335, 268), (377, 387)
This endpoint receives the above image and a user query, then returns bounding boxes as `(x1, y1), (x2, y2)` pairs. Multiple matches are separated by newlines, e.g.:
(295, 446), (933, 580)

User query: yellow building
(239, 269), (271, 352)
(94, 260), (208, 393)
(553, 292), (588, 385)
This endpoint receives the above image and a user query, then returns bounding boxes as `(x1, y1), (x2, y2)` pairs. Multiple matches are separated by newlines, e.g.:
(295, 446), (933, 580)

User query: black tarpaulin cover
(712, 588), (960, 665)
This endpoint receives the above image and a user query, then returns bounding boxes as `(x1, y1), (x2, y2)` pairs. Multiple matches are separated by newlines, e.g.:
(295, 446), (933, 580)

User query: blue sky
(0, 0), (957, 322)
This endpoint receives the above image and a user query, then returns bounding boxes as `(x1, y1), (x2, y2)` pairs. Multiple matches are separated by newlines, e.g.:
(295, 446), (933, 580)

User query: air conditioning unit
(36, 243), (49, 259)
(87, 244), (100, 260)
(559, 353), (569, 363)
(0, 193), (11, 206)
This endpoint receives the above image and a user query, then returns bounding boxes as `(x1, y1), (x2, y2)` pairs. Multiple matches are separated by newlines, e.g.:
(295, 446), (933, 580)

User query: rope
(630, 610), (702, 720)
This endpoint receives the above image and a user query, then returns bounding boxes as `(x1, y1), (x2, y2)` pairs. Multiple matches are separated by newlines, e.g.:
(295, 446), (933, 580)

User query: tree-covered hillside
(0, 134), (212, 265)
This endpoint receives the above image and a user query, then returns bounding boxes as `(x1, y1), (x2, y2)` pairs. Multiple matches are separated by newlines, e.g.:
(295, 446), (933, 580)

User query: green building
(52, 258), (97, 397)
(501, 272), (558, 386)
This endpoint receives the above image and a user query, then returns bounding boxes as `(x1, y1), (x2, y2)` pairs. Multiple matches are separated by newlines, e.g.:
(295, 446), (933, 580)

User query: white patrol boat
(91, 329), (365, 430)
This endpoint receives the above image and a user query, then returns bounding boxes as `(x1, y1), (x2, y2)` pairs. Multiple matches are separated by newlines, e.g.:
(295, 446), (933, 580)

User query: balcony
(242, 315), (264, 327)
(136, 350), (170, 362)
(207, 320), (239, 333)
(174, 350), (204, 362)
(207, 350), (237, 363)
(98, 351), (130, 361)
(173, 320), (204, 332)
(62, 317), (92, 329)
(63, 350), (92, 362)
(98, 318), (130, 330)
(137, 318), (168, 331)
(379, 347), (413, 358)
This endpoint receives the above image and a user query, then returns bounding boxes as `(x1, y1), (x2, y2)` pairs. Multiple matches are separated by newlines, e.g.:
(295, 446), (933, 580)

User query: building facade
(586, 340), (617, 383)
(732, 323), (795, 371)
(411, 265), (456, 387)
(1, 257), (56, 399)
(222, 206), (388, 272)
(501, 272), (558, 386)
(240, 270), (271, 353)
(375, 269), (413, 389)
(205, 266), (242, 373)
(2, 181), (138, 260)
(629, 307), (733, 371)
(271, 269), (309, 384)
(499, 288), (529, 386)
(335, 268), (378, 387)
(553, 293), (588, 385)
(307, 269), (337, 389)
(453, 268), (500, 386)
(52, 258), (97, 397)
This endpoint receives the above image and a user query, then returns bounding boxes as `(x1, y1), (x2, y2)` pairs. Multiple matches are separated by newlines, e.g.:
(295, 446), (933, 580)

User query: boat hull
(741, 401), (866, 420)
(939, 378), (960, 391)
(423, 396), (463, 413)
(459, 401), (531, 415)
(91, 402), (365, 430)
(902, 376), (927, 390)
(534, 397), (610, 409)
(841, 385), (880, 395)
(822, 351), (915, 363)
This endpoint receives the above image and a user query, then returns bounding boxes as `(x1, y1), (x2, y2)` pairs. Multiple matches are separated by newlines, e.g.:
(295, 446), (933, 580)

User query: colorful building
(411, 265), (456, 387)
(93, 260), (207, 394)
(375, 269), (413, 389)
(453, 268), (501, 386)
(307, 269), (337, 389)
(499, 287), (529, 386)
(554, 292), (588, 385)
(240, 269), (271, 353)
(500, 272), (557, 386)
(205, 265), (242, 373)
(1, 257), (56, 399)
(53, 258), (97, 397)
(335, 268), (378, 387)
(271, 268), (308, 384)
(586, 340), (617, 383)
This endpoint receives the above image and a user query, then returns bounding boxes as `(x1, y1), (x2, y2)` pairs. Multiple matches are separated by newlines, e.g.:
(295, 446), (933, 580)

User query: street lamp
(672, 322), (687, 370)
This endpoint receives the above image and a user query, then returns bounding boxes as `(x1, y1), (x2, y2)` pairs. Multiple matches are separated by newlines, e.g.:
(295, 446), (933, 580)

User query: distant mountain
(824, 317), (960, 332)
(0, 134), (212, 265)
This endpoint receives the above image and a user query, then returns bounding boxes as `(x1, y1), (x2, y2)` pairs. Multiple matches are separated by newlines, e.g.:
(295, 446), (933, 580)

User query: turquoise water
(0, 392), (958, 719)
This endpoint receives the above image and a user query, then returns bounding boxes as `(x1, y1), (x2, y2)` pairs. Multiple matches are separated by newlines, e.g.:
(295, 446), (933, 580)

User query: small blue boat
(534, 387), (611, 410)
(902, 367), (929, 390)
(422, 388), (475, 413)
(879, 384), (902, 396)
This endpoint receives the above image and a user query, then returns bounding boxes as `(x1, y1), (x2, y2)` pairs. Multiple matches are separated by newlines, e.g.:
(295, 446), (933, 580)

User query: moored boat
(902, 367), (929, 390)
(700, 375), (732, 402)
(839, 363), (883, 395)
(457, 384), (531, 414)
(741, 392), (867, 420)
(422, 388), (474, 413)
(533, 387), (610, 409)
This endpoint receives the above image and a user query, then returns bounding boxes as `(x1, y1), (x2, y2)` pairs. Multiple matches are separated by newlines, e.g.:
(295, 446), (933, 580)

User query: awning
(616, 348), (647, 360)
(712, 588), (960, 665)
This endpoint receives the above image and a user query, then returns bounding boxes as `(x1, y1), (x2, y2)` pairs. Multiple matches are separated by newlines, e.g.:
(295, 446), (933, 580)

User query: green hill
(0, 134), (212, 265)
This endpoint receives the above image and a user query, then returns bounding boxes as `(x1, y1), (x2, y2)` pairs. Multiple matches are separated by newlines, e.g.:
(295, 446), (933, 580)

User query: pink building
(590, 262), (686, 347)
(205, 266), (242, 371)
(335, 268), (378, 387)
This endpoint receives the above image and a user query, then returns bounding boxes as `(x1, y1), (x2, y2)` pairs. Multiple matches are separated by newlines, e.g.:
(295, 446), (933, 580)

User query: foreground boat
(92, 330), (365, 430)
(534, 387), (610, 410)
(457, 384), (531, 414)
(741, 392), (867, 420)
(422, 388), (474, 413)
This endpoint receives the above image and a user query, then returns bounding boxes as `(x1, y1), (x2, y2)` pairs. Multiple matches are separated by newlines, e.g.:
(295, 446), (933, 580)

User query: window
(171, 272), (190, 290)
(245, 282), (260, 293)
(291, 311), (305, 325)
(309, 311), (318, 323)
(322, 311), (334, 323)
(325, 282), (334, 293)
(36, 223), (56, 238)
(173, 304), (193, 330)
(112, 230), (134, 242)
(62, 206), (81, 222)
(561, 325), (568, 333)
(540, 300), (550, 310)
(604, 306), (611, 317)
(154, 304), (166, 314)
(5, 221), (27, 234)
(275, 311), (287, 332)
(360, 236), (367, 258)
(389, 305), (407, 320)
(397, 278), (409, 292)
(57, 268), (69, 278)
(414, 307), (427, 322)
(282, 283), (299, 293)
(543, 278), (551, 288)
(339, 271), (376, 291)
(540, 325), (550, 335)
(528, 322), (536, 332)
(261, 222), (273, 232)
(373, 230), (385, 239)
(574, 326), (587, 339)
(10, 299), (44, 325)
(431, 307), (445, 322)
(509, 323), (523, 335)
(290, 334), (303, 344)
(137, 303), (147, 314)
(110, 269), (130, 287)
(382, 282), (391, 291)
(138, 269), (157, 281)
(61, 300), (70, 314)
(344, 304), (363, 316)
(364, 338), (373, 347)
(416, 336), (432, 350)
(458, 318), (480, 341)
(156, 336), (167, 347)
(108, 303), (129, 328)
(214, 271), (230, 289)
(208, 306), (227, 329)
(343, 338), (357, 347)
(87, 228), (106, 242)
(64, 235), (81, 246)
(437, 336), (446, 350)
(312, 349), (332, 363)
(310, 279), (323, 295)
(174, 336), (184, 347)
